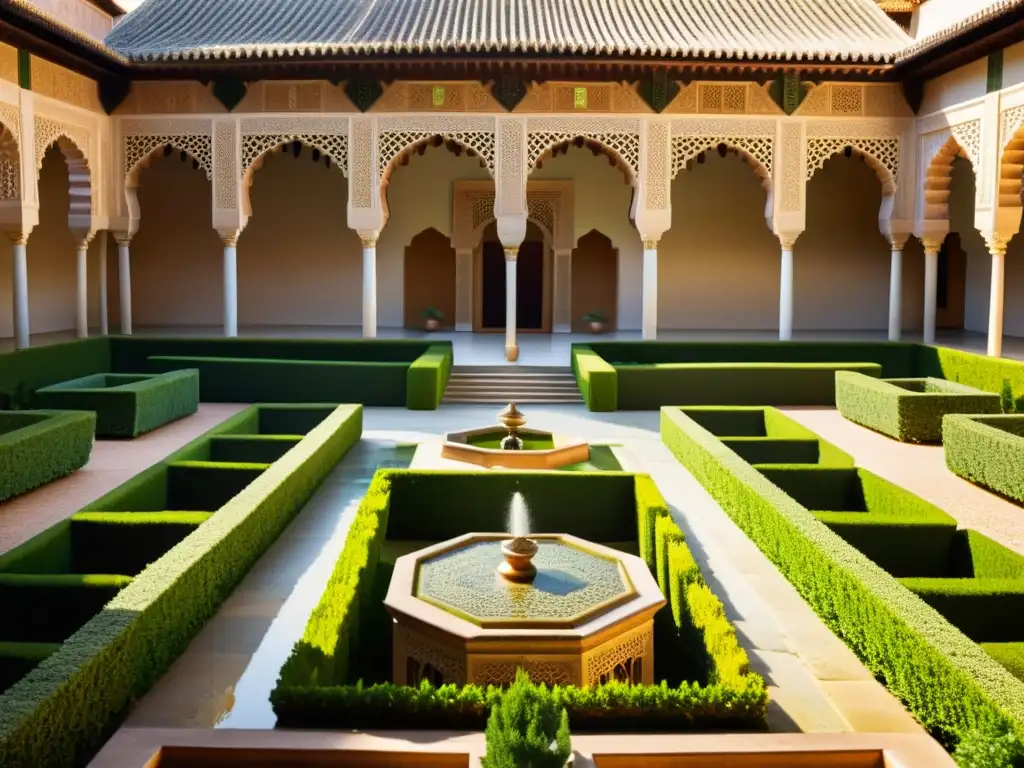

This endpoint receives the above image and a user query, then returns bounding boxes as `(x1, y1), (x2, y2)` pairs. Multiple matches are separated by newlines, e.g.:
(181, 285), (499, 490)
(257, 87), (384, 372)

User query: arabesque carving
(526, 116), (641, 180)
(241, 117), (348, 175)
(378, 115), (496, 175)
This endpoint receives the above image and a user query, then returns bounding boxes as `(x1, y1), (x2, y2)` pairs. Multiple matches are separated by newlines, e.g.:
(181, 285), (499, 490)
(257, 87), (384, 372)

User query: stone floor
(116, 405), (924, 748)
(5, 325), (1023, 365)
(781, 407), (1024, 557)
(0, 403), (245, 555)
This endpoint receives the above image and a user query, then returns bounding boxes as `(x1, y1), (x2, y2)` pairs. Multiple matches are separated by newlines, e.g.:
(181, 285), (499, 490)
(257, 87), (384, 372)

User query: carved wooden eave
(0, 12), (128, 81)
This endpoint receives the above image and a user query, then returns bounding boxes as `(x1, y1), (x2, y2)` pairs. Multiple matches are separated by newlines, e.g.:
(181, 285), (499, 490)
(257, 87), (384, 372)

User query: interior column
(97, 231), (109, 335)
(454, 248), (473, 332)
(888, 239), (904, 342)
(987, 239), (1007, 357)
(9, 232), (29, 349)
(642, 239), (658, 340)
(922, 240), (939, 345)
(504, 246), (519, 361)
(778, 236), (796, 341)
(75, 234), (92, 339)
(116, 235), (133, 335)
(222, 232), (239, 337)
(361, 234), (377, 339)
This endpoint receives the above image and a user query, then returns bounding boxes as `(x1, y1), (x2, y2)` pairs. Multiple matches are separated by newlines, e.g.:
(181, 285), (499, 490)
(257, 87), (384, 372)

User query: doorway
(570, 230), (618, 331)
(478, 222), (547, 331)
(937, 232), (967, 330)
(403, 228), (456, 329)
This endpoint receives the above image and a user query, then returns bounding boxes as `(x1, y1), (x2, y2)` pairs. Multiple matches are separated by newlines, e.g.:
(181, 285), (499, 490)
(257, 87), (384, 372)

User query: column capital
(985, 234), (1011, 256)
(113, 232), (132, 247)
(74, 233), (95, 249)
(503, 246), (519, 262)
(218, 229), (242, 248)
(889, 234), (910, 251)
(6, 231), (29, 246)
(778, 233), (800, 251)
(641, 239), (659, 251)
(358, 231), (378, 249)
(921, 239), (942, 256)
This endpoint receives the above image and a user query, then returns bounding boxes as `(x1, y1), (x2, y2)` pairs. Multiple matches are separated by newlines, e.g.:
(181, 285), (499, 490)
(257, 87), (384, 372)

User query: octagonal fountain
(441, 402), (590, 470)
(384, 493), (664, 688)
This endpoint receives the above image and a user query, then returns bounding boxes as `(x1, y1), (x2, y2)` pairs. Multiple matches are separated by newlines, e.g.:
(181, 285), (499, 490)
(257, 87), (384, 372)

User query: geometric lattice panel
(806, 137), (900, 183)
(379, 130), (495, 174)
(241, 133), (348, 175)
(671, 135), (773, 178)
(527, 131), (640, 178)
(124, 134), (213, 180)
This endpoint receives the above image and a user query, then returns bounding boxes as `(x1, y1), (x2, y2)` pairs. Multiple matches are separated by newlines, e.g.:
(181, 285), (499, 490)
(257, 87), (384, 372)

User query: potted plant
(482, 669), (572, 768)
(582, 311), (606, 334)
(421, 307), (443, 331)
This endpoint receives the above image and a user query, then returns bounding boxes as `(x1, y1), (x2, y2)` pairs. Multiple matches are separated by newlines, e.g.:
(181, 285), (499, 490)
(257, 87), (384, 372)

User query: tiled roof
(105, 0), (912, 64)
(896, 0), (1024, 62)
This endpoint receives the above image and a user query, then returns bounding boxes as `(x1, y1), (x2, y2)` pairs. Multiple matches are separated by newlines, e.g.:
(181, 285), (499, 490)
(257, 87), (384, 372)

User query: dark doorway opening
(481, 239), (545, 330)
(937, 232), (967, 330)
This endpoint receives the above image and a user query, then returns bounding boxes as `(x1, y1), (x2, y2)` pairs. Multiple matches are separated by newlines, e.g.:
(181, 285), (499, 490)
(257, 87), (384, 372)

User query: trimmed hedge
(661, 405), (1024, 744)
(0, 339), (110, 410)
(34, 370), (199, 438)
(271, 471), (766, 731)
(835, 373), (1000, 443)
(0, 403), (363, 768)
(0, 411), (95, 503)
(944, 414), (1024, 504)
(406, 344), (453, 410)
(571, 345), (617, 412)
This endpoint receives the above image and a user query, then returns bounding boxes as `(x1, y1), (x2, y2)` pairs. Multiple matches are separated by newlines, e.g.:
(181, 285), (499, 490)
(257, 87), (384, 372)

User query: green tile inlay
(988, 50), (1004, 94)
(17, 50), (30, 91)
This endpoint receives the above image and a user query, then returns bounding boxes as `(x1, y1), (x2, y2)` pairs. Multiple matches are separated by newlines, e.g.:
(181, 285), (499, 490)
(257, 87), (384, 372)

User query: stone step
(443, 365), (583, 404)
(442, 395), (585, 404)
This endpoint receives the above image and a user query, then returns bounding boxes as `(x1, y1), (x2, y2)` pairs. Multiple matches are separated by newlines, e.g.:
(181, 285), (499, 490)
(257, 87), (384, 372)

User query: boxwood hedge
(0, 411), (95, 503)
(944, 414), (1024, 504)
(661, 405), (1024, 744)
(835, 373), (1000, 443)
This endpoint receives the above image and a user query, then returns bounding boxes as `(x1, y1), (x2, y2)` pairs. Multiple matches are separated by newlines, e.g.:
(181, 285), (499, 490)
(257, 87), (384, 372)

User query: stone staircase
(442, 366), (584, 405)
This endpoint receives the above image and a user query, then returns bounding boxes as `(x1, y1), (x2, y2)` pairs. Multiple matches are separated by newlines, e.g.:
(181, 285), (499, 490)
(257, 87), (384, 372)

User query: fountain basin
(442, 427), (589, 469)
(385, 533), (664, 689)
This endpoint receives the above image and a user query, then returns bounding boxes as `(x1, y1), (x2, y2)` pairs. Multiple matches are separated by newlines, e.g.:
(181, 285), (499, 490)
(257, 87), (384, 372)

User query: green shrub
(406, 344), (453, 410)
(0, 644), (59, 694)
(835, 372), (1000, 443)
(483, 669), (571, 768)
(0, 411), (95, 503)
(34, 370), (199, 438)
(984, 644), (1024, 684)
(945, 415), (1024, 505)
(661, 405), (1024, 744)
(0, 404), (363, 768)
(1003, 380), (1018, 414)
(954, 720), (1024, 768)
(918, 346), (1024, 410)
(571, 345), (617, 411)
(0, 339), (111, 409)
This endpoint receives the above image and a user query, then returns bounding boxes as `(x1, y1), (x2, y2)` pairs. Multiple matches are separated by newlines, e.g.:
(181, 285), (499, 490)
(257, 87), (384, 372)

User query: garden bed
(0, 411), (95, 502)
(34, 370), (199, 438)
(271, 470), (766, 732)
(944, 414), (1024, 504)
(0, 403), (363, 768)
(835, 373), (1000, 443)
(661, 405), (1024, 745)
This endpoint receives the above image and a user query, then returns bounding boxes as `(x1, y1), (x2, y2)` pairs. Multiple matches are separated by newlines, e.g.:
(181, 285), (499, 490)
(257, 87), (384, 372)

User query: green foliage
(0, 404), (363, 768)
(406, 344), (453, 410)
(571, 345), (617, 412)
(918, 346), (1024, 410)
(34, 370), (200, 438)
(0, 411), (94, 503)
(483, 669), (571, 768)
(0, 338), (111, 409)
(835, 372), (1000, 443)
(0, 644), (59, 694)
(1003, 380), (1018, 414)
(984, 644), (1024, 684)
(660, 405), (1024, 744)
(954, 720), (1024, 768)
(945, 415), (1024, 505)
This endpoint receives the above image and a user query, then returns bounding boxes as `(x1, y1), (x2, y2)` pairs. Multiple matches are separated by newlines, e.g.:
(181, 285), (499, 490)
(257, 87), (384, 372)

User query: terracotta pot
(588, 321), (604, 334)
(425, 318), (439, 331)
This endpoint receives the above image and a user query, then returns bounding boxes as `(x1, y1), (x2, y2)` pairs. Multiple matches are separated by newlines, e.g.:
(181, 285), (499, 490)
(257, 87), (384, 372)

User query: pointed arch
(379, 132), (494, 188)
(922, 135), (975, 223)
(807, 138), (900, 223)
(124, 135), (213, 188)
(528, 134), (638, 187)
(672, 138), (774, 223)
(241, 136), (347, 217)
(36, 119), (92, 227)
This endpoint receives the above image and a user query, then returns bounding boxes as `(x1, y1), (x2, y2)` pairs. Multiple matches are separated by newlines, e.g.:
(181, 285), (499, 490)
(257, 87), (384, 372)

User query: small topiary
(1001, 379), (1017, 414)
(482, 669), (572, 768)
(954, 720), (1024, 768)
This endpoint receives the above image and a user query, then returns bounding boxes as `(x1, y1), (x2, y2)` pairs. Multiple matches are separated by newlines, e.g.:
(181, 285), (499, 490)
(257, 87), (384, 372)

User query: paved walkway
(0, 404), (245, 555)
(115, 405), (923, 747)
(781, 407), (1024, 558)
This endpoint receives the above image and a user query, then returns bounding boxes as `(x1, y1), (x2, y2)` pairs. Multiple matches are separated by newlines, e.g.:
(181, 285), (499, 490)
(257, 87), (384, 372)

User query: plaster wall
(531, 146), (642, 330)
(911, 0), (998, 40)
(659, 152), (925, 331)
(919, 57), (988, 115)
(1001, 41), (1024, 90)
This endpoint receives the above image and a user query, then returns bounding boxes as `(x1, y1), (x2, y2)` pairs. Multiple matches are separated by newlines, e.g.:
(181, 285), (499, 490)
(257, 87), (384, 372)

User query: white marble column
(97, 231), (109, 335)
(642, 239), (658, 341)
(887, 240), (905, 342)
(221, 232), (239, 338)
(454, 248), (473, 332)
(553, 248), (572, 333)
(361, 234), (377, 339)
(75, 234), (92, 339)
(9, 232), (29, 349)
(778, 237), (796, 341)
(922, 240), (940, 346)
(987, 239), (1008, 357)
(504, 246), (519, 361)
(116, 235), (133, 335)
